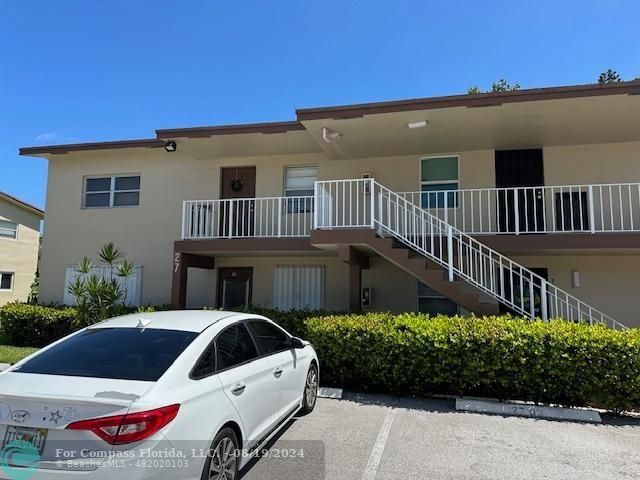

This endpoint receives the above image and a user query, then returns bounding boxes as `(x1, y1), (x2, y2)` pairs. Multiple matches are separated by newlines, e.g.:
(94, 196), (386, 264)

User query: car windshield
(13, 328), (198, 381)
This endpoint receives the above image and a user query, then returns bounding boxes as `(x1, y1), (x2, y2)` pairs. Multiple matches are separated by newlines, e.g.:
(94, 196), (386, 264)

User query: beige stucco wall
(511, 253), (640, 327)
(39, 139), (640, 313)
(543, 141), (640, 185)
(184, 254), (424, 313)
(0, 200), (41, 305)
(38, 149), (322, 305)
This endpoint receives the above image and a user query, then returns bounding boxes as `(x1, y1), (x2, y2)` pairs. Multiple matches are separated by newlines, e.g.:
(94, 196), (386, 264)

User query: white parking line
(361, 408), (396, 480)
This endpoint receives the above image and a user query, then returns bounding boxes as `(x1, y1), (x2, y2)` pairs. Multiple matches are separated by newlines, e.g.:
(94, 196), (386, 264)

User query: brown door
(217, 267), (253, 309)
(220, 167), (256, 237)
(495, 149), (545, 233)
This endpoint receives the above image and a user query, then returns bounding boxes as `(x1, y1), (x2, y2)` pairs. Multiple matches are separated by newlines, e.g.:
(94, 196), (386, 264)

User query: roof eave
(296, 81), (640, 120)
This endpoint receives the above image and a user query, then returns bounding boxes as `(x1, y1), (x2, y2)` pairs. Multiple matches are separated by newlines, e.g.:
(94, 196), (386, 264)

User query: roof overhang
(298, 82), (640, 159)
(18, 81), (640, 161)
(296, 81), (640, 120)
(19, 138), (166, 157)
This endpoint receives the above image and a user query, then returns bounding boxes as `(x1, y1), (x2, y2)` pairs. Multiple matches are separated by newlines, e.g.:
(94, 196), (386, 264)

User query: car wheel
(202, 427), (239, 480)
(300, 363), (319, 415)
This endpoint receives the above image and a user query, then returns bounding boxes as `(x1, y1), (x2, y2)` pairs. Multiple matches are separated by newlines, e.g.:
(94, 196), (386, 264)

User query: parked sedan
(0, 311), (319, 479)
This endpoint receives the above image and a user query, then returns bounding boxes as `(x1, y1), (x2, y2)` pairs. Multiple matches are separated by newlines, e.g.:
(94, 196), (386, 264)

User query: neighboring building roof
(0, 191), (44, 217)
(18, 80), (640, 156)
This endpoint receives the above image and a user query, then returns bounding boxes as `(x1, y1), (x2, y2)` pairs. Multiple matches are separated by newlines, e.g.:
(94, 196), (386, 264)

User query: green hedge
(2, 303), (638, 412)
(303, 313), (640, 413)
(0, 303), (79, 347)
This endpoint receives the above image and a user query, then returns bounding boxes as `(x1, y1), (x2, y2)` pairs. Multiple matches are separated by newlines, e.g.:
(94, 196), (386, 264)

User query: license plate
(3, 426), (48, 455)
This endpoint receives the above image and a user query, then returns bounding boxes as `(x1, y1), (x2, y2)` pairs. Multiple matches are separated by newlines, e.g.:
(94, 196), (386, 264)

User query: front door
(495, 149), (545, 233)
(220, 167), (256, 237)
(500, 267), (549, 317)
(218, 267), (253, 309)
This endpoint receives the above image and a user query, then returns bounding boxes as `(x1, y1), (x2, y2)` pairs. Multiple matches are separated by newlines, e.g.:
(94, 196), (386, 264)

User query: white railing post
(377, 188), (383, 235)
(313, 181), (319, 229)
(514, 190), (520, 235)
(228, 201), (234, 239)
(370, 178), (376, 228)
(588, 185), (596, 234)
(541, 280), (548, 321)
(447, 225), (454, 282)
(278, 197), (283, 237)
(181, 201), (187, 239)
(444, 191), (449, 225)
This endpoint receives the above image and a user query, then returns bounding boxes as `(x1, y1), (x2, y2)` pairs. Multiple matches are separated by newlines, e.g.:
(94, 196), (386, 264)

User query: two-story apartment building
(0, 192), (43, 305)
(21, 81), (640, 327)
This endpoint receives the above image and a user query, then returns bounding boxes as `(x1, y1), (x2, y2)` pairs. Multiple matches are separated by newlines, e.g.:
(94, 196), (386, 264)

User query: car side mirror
(288, 337), (305, 349)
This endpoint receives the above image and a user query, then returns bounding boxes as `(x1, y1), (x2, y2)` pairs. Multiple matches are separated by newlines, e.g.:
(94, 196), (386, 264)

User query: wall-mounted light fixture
(164, 140), (177, 152)
(571, 270), (581, 288)
(322, 127), (341, 144)
(407, 120), (428, 129)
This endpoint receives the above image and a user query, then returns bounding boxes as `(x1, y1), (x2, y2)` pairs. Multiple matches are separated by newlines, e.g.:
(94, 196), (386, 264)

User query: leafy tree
(68, 243), (135, 325)
(491, 79), (520, 92)
(598, 69), (622, 84)
(467, 79), (520, 94)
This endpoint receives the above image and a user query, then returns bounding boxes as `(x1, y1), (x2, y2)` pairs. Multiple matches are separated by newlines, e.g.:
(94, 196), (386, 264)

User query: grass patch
(0, 345), (38, 365)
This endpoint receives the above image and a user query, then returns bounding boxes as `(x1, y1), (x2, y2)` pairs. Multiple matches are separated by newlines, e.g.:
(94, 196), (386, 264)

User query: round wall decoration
(231, 179), (244, 192)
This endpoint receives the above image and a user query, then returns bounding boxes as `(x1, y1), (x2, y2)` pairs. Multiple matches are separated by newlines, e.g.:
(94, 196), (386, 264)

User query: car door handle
(231, 383), (246, 395)
(273, 368), (283, 378)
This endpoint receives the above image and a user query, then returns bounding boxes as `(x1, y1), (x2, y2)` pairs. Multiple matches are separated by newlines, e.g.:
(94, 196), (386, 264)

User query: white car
(0, 311), (319, 480)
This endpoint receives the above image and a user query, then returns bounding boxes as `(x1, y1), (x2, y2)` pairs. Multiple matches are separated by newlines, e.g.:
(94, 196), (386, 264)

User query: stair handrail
(371, 180), (625, 330)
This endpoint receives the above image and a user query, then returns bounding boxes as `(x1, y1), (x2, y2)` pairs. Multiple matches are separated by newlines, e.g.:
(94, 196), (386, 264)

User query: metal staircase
(315, 178), (625, 329)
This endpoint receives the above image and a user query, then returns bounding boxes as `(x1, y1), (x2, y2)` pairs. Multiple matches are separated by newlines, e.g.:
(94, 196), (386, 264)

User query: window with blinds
(420, 156), (459, 208)
(0, 220), (17, 239)
(284, 166), (317, 213)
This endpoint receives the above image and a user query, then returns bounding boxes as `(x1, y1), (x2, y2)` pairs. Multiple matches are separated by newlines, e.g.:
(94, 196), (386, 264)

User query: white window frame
(0, 220), (18, 240)
(82, 174), (141, 209)
(283, 165), (318, 214)
(419, 154), (460, 209)
(0, 272), (14, 291)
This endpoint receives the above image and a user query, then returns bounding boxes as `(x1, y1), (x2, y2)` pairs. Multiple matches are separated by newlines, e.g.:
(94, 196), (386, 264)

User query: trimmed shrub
(0, 303), (79, 347)
(228, 306), (341, 339)
(303, 313), (640, 413)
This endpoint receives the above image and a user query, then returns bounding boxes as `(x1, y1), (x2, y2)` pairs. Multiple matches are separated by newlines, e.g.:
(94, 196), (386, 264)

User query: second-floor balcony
(181, 180), (640, 240)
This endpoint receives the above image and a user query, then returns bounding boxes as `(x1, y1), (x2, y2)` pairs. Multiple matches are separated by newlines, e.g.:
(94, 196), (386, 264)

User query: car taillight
(66, 404), (180, 445)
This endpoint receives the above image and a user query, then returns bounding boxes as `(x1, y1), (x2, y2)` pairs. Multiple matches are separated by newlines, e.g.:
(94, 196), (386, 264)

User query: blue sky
(1, 0), (638, 210)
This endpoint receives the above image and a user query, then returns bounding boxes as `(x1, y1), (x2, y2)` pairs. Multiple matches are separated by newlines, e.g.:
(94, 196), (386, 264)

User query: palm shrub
(68, 243), (136, 326)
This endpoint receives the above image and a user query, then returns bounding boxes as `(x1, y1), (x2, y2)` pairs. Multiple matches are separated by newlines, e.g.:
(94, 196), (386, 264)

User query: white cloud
(34, 132), (77, 144)
(35, 132), (60, 142)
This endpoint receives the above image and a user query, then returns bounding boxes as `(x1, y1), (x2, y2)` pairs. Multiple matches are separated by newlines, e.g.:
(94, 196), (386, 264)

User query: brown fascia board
(0, 192), (44, 217)
(19, 138), (167, 156)
(296, 80), (640, 120)
(156, 120), (306, 139)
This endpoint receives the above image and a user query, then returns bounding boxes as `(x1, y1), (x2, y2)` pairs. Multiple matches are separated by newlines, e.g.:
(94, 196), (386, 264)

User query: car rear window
(13, 328), (198, 381)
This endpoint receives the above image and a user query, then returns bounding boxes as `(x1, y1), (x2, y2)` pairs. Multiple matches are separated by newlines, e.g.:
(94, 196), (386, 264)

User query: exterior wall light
(408, 120), (428, 129)
(164, 141), (177, 152)
(571, 270), (581, 288)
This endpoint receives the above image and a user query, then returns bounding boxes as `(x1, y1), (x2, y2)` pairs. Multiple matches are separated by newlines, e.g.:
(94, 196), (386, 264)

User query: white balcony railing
(314, 178), (624, 328)
(399, 183), (640, 235)
(182, 196), (314, 239)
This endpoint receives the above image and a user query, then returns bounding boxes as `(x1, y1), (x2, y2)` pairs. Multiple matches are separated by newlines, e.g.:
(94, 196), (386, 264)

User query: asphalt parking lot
(241, 392), (640, 480)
